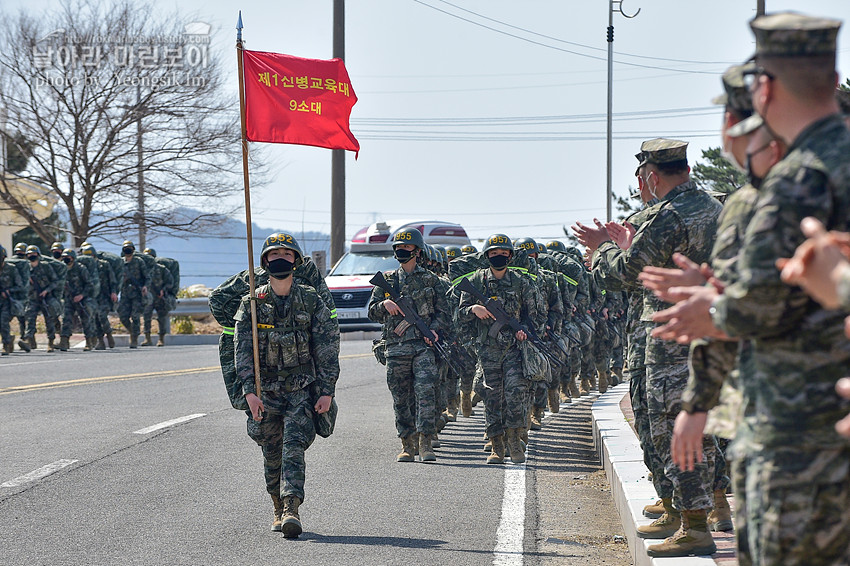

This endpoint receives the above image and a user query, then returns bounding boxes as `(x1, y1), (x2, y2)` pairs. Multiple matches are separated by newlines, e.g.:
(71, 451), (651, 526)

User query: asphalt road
(0, 340), (630, 566)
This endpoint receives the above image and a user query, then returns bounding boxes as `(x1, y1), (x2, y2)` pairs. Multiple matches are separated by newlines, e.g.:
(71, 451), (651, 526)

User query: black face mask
(488, 254), (510, 270)
(122, 247), (133, 256)
(394, 248), (414, 263)
(266, 257), (294, 279)
(62, 258), (72, 265)
(52, 251), (63, 259)
(27, 255), (38, 262)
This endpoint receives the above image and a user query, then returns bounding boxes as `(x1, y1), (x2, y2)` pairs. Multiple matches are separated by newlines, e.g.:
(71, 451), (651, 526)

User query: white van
(326, 219), (471, 331)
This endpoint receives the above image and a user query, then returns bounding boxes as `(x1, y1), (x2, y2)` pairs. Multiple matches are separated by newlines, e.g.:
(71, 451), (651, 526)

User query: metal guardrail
(172, 297), (211, 316)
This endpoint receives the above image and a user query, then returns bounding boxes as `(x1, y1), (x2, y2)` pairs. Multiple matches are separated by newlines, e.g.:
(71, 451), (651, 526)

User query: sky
(4, 0), (850, 248)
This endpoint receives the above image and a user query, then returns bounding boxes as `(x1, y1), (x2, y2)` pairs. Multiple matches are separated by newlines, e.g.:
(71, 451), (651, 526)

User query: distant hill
(82, 214), (331, 291)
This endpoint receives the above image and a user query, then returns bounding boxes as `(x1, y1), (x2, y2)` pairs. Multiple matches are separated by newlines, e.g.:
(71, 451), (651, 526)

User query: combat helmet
(121, 240), (136, 256)
(260, 232), (304, 268)
(482, 234), (513, 254)
(25, 245), (41, 260)
(390, 228), (425, 250)
(143, 248), (157, 257)
(461, 244), (478, 255)
(13, 242), (27, 257)
(60, 249), (76, 263)
(445, 245), (462, 262)
(514, 237), (538, 255)
(80, 242), (97, 256)
(51, 241), (65, 259)
(546, 240), (566, 253)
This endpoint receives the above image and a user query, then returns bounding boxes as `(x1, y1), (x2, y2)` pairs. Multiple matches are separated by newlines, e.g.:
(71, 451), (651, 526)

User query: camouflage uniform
(367, 264), (450, 438)
(592, 160), (722, 513)
(60, 258), (96, 340)
(7, 256), (30, 339)
(457, 267), (544, 438)
(142, 261), (174, 337)
(25, 255), (64, 343)
(0, 259), (25, 350)
(118, 253), (150, 338)
(234, 281), (339, 503)
(210, 259), (336, 411)
(90, 256), (117, 341)
(531, 265), (564, 413)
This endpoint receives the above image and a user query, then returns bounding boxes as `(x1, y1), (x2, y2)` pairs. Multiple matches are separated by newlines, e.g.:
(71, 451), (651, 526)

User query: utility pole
(606, 0), (639, 222)
(135, 84), (146, 249)
(330, 0), (346, 266)
(757, 0), (765, 16)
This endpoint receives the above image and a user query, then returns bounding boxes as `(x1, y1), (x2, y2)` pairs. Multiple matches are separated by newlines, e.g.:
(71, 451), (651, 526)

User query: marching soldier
(118, 240), (149, 348)
(457, 234), (545, 464)
(58, 249), (96, 351)
(81, 243), (118, 350)
(0, 246), (25, 355)
(234, 232), (339, 538)
(141, 248), (174, 347)
(23, 245), (64, 352)
(367, 228), (449, 463)
(8, 242), (31, 351)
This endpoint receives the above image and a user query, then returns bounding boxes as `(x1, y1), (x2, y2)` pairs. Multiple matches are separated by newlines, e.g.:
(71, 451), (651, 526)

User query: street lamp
(606, 0), (640, 222)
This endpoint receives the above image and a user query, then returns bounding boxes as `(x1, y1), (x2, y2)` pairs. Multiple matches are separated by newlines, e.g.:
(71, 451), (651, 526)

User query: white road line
(133, 413), (206, 435)
(1, 358), (83, 368)
(493, 461), (527, 566)
(1, 459), (78, 488)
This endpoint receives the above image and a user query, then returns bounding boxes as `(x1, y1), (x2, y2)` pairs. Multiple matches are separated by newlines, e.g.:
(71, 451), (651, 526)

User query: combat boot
(647, 509), (716, 557)
(281, 495), (302, 538)
(157, 333), (166, 347)
(17, 338), (31, 352)
(471, 391), (482, 407)
(431, 433), (440, 448)
(589, 374), (598, 390)
(419, 434), (437, 463)
(506, 428), (526, 464)
(460, 390), (473, 417)
(579, 379), (592, 396)
(140, 332), (152, 346)
(643, 498), (666, 519)
(270, 494), (284, 532)
(58, 335), (70, 352)
(484, 431), (492, 452)
(106, 332), (115, 348)
(47, 338), (55, 352)
(83, 337), (93, 351)
(487, 435), (506, 464)
(610, 368), (622, 386)
(529, 407), (543, 431)
(568, 379), (581, 399)
(598, 370), (609, 394)
(130, 334), (138, 349)
(637, 498), (681, 539)
(28, 336), (37, 350)
(559, 386), (570, 403)
(446, 396), (459, 421)
(1, 341), (12, 355)
(707, 489), (734, 532)
(397, 436), (416, 462)
(547, 388), (560, 413)
(95, 336), (106, 350)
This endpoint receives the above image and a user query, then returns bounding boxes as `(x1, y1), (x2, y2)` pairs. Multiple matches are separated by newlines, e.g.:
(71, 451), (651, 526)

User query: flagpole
(236, 12), (262, 402)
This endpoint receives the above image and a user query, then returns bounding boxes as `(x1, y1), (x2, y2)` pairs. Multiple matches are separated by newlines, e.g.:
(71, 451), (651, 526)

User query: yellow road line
(1, 353), (373, 396)
(0, 366), (220, 396)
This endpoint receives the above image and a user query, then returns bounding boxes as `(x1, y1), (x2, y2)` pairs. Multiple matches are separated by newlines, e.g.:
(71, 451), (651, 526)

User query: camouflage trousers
(246, 387), (316, 502)
(143, 296), (173, 334)
(593, 319), (614, 375)
(480, 345), (530, 438)
(647, 361), (714, 510)
(435, 359), (449, 427)
(731, 446), (850, 566)
(457, 346), (476, 394)
(385, 344), (438, 437)
(118, 292), (147, 336)
(25, 295), (61, 340)
(91, 296), (113, 337)
(61, 297), (95, 338)
(0, 300), (12, 344)
(630, 366), (670, 499)
(563, 332), (583, 391)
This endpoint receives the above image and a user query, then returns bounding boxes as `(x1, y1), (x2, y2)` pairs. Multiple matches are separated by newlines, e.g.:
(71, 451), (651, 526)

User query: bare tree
(0, 0), (253, 246)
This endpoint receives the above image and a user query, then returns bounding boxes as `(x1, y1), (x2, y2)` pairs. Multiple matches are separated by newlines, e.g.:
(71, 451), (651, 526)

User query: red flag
(242, 50), (359, 155)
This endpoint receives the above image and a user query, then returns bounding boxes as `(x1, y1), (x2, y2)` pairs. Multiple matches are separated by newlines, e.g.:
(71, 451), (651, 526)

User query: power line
(431, 0), (736, 65)
(410, 0), (722, 75)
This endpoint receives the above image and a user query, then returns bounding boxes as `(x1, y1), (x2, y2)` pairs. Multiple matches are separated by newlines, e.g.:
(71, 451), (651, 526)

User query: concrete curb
(591, 383), (717, 566)
(69, 334), (220, 348)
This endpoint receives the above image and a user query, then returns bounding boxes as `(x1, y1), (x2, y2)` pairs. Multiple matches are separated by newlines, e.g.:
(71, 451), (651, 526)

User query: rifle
(456, 276), (564, 370)
(369, 271), (463, 376)
(547, 328), (579, 354)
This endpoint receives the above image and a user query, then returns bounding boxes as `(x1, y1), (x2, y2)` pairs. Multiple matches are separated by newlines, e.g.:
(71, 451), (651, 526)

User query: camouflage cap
(635, 138), (688, 175)
(727, 113), (764, 138)
(711, 63), (755, 114)
(750, 12), (840, 58)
